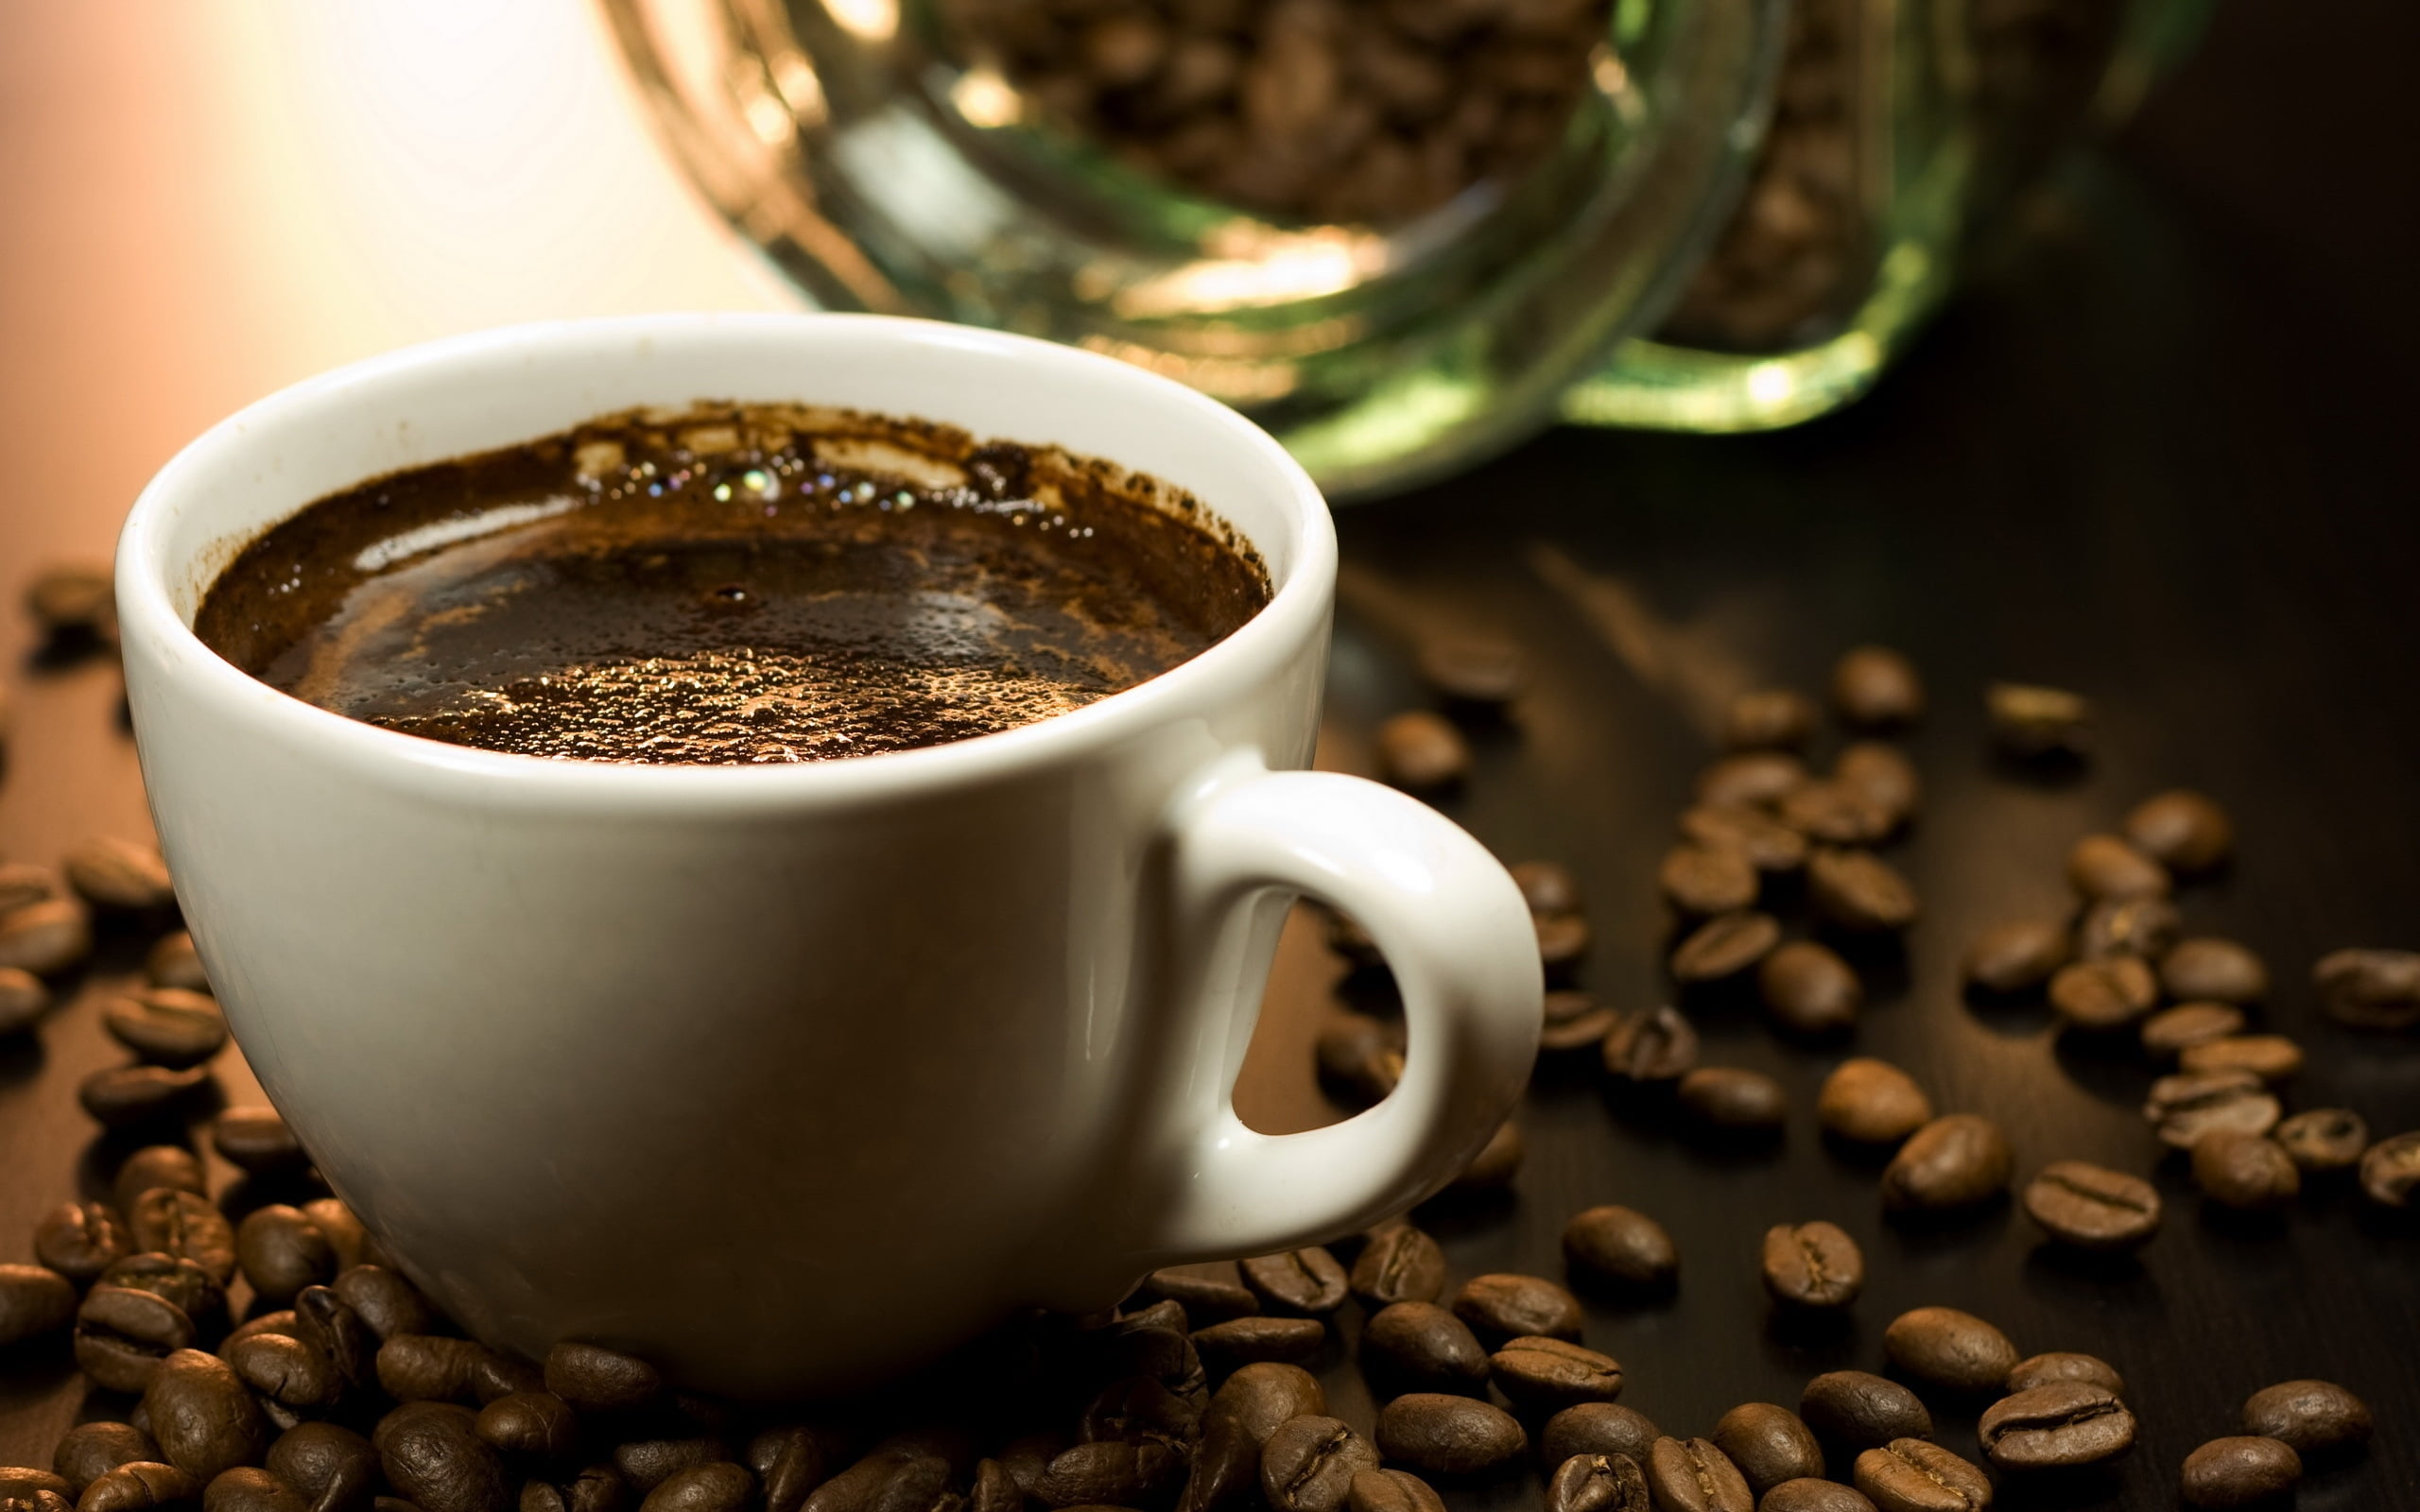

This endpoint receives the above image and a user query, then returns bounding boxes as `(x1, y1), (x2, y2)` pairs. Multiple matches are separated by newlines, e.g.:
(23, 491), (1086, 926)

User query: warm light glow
(949, 67), (1023, 129)
(769, 50), (828, 129)
(825, 0), (897, 43)
(1104, 225), (1390, 318)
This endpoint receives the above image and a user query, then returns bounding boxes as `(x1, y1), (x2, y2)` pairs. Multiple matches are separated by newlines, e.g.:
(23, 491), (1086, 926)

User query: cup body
(118, 315), (1338, 1397)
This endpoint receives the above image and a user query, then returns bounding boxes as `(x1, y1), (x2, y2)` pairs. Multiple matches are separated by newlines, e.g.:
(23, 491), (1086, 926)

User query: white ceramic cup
(116, 314), (1542, 1399)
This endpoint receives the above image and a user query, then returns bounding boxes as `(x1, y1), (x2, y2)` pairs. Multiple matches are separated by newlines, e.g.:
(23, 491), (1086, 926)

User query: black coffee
(195, 404), (1270, 765)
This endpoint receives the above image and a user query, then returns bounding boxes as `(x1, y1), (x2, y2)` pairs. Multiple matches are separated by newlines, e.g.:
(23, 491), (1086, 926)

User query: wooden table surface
(3, 0), (2414, 1507)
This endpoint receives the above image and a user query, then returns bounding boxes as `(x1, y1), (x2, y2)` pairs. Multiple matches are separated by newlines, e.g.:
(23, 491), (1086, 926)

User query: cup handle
(1132, 761), (1541, 1262)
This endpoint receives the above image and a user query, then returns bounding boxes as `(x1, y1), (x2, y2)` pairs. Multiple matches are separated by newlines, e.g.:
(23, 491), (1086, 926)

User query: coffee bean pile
(936, 0), (1610, 226)
(1954, 791), (2420, 1224)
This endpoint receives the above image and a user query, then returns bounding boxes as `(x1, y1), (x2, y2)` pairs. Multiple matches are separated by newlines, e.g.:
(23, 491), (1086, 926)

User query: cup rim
(116, 313), (1336, 805)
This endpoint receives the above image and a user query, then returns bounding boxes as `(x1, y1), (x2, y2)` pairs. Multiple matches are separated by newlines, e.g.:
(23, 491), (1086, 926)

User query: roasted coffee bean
(1850, 1439), (1987, 1512)
(125, 1192), (234, 1285)
(1375, 1397), (1526, 1479)
(147, 1349), (268, 1481)
(1758, 1482), (1875, 1512)
(1641, 1437), (1751, 1512)
(1210, 1362), (1325, 1443)
(0, 863), (60, 916)
(2180, 1035), (2304, 1083)
(1416, 638), (1528, 707)
(1536, 913), (1592, 971)
(147, 934), (211, 993)
(1799, 1374), (1931, 1452)
(1094, 1309), (1205, 1400)
(103, 992), (227, 1070)
(1816, 1060), (1931, 1146)
(1258, 1418), (1377, 1512)
(1140, 1265), (1258, 1324)
(637, 1465), (752, 1512)
(1721, 689), (1818, 751)
(541, 1341), (661, 1413)
(1881, 1308), (2018, 1396)
(1961, 920), (2070, 995)
(2190, 1131), (2301, 1210)
(1489, 1338), (1621, 1412)
(1659, 846), (1757, 918)
(1985, 684), (2087, 758)
(1039, 1439), (1181, 1509)
(225, 1332), (343, 1412)
(2144, 1071), (2279, 1149)
(224, 1312), (299, 1348)
(0, 966), (51, 1034)
(799, 1445), (918, 1512)
(268, 1425), (377, 1512)
(55, 1424), (162, 1496)
(1757, 943), (1860, 1036)
(236, 1208), (337, 1306)
(34, 1194), (130, 1277)
(1560, 1206), (1676, 1292)
(1806, 850), (1915, 933)
(211, 1108), (307, 1176)
(1709, 1404), (1820, 1496)
(523, 1473), (629, 1512)
(965, 1461), (1017, 1512)
(2160, 938), (2269, 1005)
(0, 898), (95, 975)
(1193, 1316), (1323, 1370)
(1668, 913), (1780, 983)
(2122, 790), (2233, 874)
(115, 1146), (208, 1214)
(100, 1254), (221, 1318)
(80, 1066), (213, 1131)
(614, 1442), (720, 1501)
(1976, 1383), (2134, 1470)
(1541, 992), (1621, 1054)
(746, 1429), (839, 1512)
(78, 1463), (202, 1512)
(1776, 782), (1893, 847)
(377, 1403), (509, 1512)
(26, 561), (113, 633)
(1083, 1376), (1200, 1446)
(470, 1394), (578, 1459)
(2066, 834), (2169, 902)
(1315, 1015), (1403, 1106)
(1510, 861), (1583, 917)
(293, 1288), (373, 1384)
(2178, 1436), (2299, 1508)
(2360, 1130), (2420, 1207)
(1694, 753), (1807, 811)
(1450, 1274), (1581, 1344)
(1359, 1303), (1487, 1396)
(1833, 744), (1919, 827)
(380, 1337), (508, 1404)
(1322, 909), (1384, 971)
(1344, 1469), (1444, 1512)
(2139, 1003), (2245, 1060)
(2273, 1108), (2369, 1173)
(1601, 1006), (1698, 1082)
(1680, 807), (1807, 876)
(1240, 1248), (1347, 1315)
(2021, 1161), (2160, 1249)
(1375, 713), (1468, 791)
(2239, 1379), (2371, 1454)
(1175, 1416), (1255, 1512)
(2010, 1353), (2123, 1399)
(1675, 1067), (1786, 1135)
(203, 1468), (309, 1512)
(2312, 947), (2420, 1030)
(0, 1263), (77, 1347)
(2046, 958), (2157, 1032)
(1760, 1222), (1862, 1309)
(1540, 1407), (1659, 1469)
(1831, 649), (1923, 728)
(74, 1285), (199, 1393)
(65, 839), (175, 914)
(2075, 896), (2180, 965)
(1541, 1454), (1647, 1512)
(1881, 1116), (2012, 1212)
(1451, 1122), (1519, 1193)
(333, 1267), (437, 1340)
(1349, 1224), (1445, 1308)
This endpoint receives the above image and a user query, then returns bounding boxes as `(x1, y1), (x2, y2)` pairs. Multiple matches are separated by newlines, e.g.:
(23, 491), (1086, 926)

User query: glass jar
(1561, 0), (2215, 432)
(601, 0), (1785, 497)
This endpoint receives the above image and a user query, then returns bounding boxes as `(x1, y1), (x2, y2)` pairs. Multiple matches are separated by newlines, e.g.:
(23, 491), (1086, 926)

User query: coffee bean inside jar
(939, 0), (1614, 226)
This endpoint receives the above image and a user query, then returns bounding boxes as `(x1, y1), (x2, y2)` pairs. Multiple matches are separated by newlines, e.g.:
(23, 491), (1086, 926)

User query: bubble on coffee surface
(194, 404), (1269, 765)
